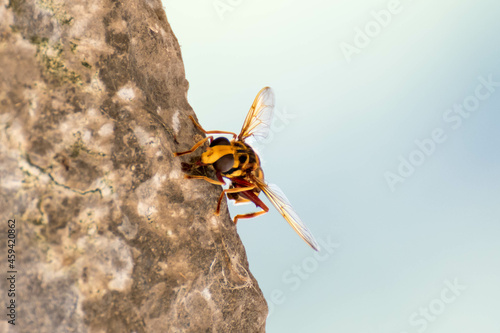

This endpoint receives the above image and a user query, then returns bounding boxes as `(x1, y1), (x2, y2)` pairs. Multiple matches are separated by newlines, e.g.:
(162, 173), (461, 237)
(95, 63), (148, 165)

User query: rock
(0, 0), (268, 331)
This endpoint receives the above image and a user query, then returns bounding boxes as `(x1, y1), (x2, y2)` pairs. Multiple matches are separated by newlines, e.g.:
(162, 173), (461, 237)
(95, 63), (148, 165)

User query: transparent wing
(253, 177), (320, 251)
(238, 87), (275, 141)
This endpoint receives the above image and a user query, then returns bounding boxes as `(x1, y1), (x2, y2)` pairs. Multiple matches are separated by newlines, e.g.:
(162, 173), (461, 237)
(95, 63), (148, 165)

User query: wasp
(174, 87), (319, 251)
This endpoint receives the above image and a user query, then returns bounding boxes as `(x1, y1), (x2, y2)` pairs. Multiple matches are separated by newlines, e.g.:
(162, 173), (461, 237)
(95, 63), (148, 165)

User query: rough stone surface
(0, 0), (268, 331)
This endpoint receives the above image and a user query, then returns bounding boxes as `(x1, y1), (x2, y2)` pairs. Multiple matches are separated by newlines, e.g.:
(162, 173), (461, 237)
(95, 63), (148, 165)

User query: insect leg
(233, 210), (268, 224)
(184, 174), (225, 185)
(216, 172), (225, 184)
(232, 190), (270, 224)
(189, 116), (238, 139)
(216, 185), (256, 215)
(228, 177), (254, 187)
(173, 136), (213, 157)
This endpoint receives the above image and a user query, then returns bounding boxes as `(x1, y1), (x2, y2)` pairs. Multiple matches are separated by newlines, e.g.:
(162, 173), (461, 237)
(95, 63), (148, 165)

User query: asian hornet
(174, 87), (319, 251)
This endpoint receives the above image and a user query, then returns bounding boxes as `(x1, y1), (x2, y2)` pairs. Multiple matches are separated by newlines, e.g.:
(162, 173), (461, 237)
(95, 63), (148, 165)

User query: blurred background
(163, 1), (500, 332)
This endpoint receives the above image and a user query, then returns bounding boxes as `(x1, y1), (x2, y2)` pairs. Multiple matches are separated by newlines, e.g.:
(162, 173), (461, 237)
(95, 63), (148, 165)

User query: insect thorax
(223, 141), (261, 177)
(202, 138), (262, 178)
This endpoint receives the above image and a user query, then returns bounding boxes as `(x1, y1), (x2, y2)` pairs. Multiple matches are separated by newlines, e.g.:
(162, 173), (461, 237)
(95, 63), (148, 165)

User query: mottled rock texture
(0, 0), (267, 331)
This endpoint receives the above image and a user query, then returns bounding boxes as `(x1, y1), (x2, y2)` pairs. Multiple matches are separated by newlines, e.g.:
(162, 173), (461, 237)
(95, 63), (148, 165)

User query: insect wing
(238, 87), (275, 141)
(256, 180), (320, 251)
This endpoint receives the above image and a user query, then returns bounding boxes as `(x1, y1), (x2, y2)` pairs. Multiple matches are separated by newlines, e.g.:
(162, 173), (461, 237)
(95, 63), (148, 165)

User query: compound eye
(213, 154), (234, 173)
(210, 137), (230, 147)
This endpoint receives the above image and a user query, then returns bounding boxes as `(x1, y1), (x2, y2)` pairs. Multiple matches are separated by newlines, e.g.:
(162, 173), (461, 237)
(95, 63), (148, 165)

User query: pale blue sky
(164, 1), (500, 332)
